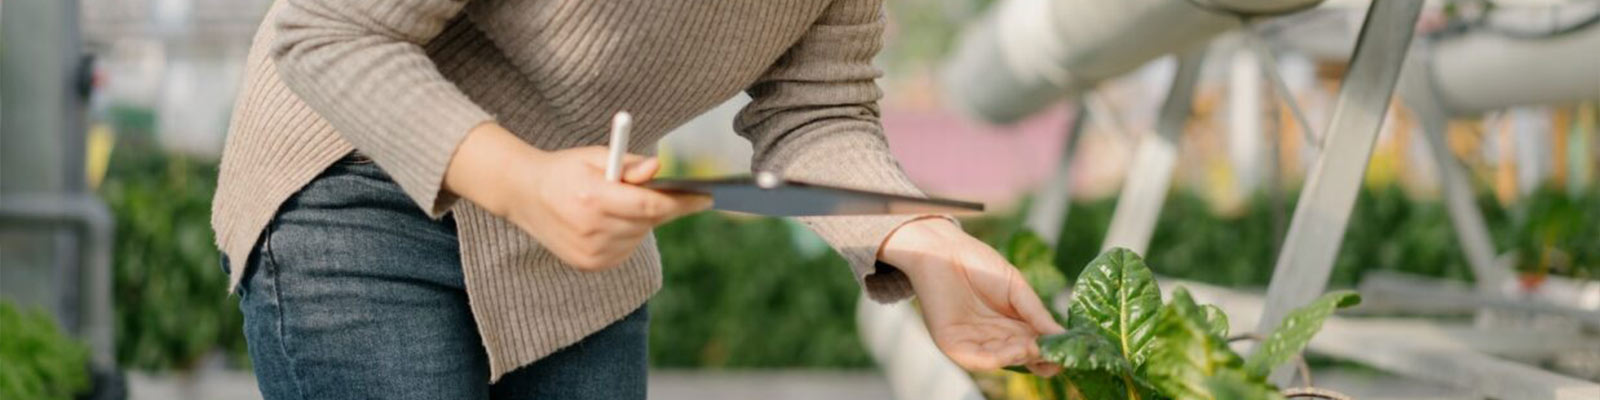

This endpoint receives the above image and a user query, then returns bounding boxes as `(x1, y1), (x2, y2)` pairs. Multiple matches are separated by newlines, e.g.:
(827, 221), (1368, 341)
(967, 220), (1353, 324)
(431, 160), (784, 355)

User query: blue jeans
(225, 155), (648, 400)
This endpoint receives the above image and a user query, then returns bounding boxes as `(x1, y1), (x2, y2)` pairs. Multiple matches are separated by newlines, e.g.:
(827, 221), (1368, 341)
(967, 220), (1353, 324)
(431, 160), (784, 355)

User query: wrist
(444, 122), (545, 216)
(877, 217), (962, 275)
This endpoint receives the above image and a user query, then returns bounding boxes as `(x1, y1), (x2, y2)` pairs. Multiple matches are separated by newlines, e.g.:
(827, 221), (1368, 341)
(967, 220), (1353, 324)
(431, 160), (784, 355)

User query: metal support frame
(1244, 28), (1322, 151)
(1100, 49), (1205, 254)
(0, 194), (116, 367)
(1024, 102), (1090, 243)
(1252, 0), (1425, 384)
(1397, 48), (1514, 296)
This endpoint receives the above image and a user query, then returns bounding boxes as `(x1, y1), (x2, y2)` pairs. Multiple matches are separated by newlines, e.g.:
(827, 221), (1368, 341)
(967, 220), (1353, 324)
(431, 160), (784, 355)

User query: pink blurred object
(881, 104), (1077, 206)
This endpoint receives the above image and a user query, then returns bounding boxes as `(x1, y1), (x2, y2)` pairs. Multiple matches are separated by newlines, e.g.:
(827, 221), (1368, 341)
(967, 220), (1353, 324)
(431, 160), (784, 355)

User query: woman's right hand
(444, 123), (712, 270)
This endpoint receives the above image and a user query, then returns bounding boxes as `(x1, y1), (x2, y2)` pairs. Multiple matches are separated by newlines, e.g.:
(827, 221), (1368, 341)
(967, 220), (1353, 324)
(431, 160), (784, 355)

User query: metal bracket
(1252, 0), (1426, 385)
(1398, 45), (1514, 296)
(1100, 49), (1206, 254)
(1025, 102), (1090, 243)
(0, 193), (116, 367)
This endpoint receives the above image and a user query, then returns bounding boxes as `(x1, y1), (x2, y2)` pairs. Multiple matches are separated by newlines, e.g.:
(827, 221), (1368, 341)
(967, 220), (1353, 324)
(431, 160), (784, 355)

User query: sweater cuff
(388, 101), (494, 219)
(802, 214), (958, 303)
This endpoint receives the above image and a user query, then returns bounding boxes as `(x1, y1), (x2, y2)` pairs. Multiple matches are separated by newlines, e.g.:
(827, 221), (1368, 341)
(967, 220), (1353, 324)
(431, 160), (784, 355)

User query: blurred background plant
(652, 214), (874, 368)
(0, 300), (92, 400)
(98, 142), (247, 371)
(1041, 185), (1596, 288)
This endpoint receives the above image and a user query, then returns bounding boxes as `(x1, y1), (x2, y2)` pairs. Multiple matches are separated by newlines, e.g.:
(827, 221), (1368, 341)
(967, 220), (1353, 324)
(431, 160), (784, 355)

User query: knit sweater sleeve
(270, 0), (493, 217)
(734, 0), (938, 303)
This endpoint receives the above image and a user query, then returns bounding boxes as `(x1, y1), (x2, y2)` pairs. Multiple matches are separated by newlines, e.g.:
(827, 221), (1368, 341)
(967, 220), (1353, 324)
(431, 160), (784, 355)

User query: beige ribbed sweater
(213, 0), (931, 380)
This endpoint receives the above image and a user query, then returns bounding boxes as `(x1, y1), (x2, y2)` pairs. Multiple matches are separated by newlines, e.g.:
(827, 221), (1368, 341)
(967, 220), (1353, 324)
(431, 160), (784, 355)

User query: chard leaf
(1039, 327), (1130, 374)
(1204, 370), (1285, 400)
(1200, 304), (1229, 339)
(1068, 248), (1163, 367)
(1006, 230), (1069, 306)
(1243, 290), (1361, 379)
(1146, 287), (1249, 400)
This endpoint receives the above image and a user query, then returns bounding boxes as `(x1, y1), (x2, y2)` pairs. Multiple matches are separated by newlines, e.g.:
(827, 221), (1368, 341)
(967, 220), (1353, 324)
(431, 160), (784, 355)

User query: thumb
(621, 157), (661, 184)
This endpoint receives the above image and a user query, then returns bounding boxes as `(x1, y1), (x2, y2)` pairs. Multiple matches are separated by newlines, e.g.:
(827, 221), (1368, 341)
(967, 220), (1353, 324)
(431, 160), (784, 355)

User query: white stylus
(605, 111), (632, 182)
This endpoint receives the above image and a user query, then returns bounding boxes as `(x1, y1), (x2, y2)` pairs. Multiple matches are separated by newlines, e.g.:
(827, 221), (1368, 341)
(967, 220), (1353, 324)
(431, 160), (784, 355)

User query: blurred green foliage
(0, 300), (91, 400)
(1044, 186), (1598, 287)
(99, 148), (247, 371)
(651, 214), (874, 368)
(1508, 186), (1600, 278)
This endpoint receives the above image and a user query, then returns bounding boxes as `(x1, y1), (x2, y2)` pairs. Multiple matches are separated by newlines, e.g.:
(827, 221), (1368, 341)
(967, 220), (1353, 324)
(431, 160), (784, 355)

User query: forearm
(443, 122), (547, 217)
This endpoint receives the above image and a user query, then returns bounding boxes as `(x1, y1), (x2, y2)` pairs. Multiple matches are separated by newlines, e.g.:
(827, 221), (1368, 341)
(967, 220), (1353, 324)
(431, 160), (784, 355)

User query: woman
(213, 0), (1063, 398)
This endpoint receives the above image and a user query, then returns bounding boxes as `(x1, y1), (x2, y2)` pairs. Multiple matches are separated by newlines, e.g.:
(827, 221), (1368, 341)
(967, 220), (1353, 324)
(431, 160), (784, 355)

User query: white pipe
(856, 297), (984, 400)
(1429, 25), (1600, 115)
(942, 0), (1325, 123)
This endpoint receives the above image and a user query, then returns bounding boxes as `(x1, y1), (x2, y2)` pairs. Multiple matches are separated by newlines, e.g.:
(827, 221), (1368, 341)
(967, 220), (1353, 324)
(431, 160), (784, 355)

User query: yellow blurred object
(1203, 158), (1245, 217)
(86, 123), (115, 189)
(655, 142), (740, 179)
(1550, 107), (1572, 190)
(1363, 146), (1402, 188)
(1574, 104), (1597, 188)
(1493, 117), (1518, 206)
(1003, 371), (1052, 400)
(1362, 104), (1404, 188)
(657, 143), (684, 178)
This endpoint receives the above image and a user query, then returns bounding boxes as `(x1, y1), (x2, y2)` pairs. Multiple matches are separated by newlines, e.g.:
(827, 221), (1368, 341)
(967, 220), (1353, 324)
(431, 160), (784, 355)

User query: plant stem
(1227, 333), (1314, 386)
(1120, 372), (1140, 400)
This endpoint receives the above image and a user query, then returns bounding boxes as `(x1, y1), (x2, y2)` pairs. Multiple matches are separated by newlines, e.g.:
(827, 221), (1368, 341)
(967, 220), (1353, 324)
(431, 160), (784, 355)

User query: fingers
(1025, 361), (1062, 377)
(621, 157), (661, 184)
(944, 341), (1008, 371)
(594, 184), (712, 221)
(552, 218), (652, 270)
(942, 331), (1042, 372)
(574, 146), (646, 169)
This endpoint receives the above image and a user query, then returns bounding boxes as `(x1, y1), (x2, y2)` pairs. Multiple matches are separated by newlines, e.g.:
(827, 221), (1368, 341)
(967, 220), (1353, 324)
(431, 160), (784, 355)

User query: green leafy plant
(1003, 234), (1360, 400)
(0, 300), (92, 400)
(99, 147), (248, 370)
(1508, 185), (1600, 280)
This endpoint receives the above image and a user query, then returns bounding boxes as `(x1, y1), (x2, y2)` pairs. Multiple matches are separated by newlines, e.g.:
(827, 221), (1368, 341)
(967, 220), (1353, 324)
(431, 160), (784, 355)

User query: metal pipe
(1429, 23), (1600, 115)
(0, 194), (117, 368)
(941, 0), (1324, 123)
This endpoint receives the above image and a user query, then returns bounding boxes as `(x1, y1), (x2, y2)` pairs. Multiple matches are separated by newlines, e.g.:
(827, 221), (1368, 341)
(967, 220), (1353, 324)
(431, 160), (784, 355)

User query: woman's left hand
(878, 218), (1066, 376)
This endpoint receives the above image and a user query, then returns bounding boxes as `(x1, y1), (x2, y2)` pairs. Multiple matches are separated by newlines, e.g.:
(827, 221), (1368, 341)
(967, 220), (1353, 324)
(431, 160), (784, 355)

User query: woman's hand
(878, 218), (1067, 376)
(445, 123), (712, 270)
